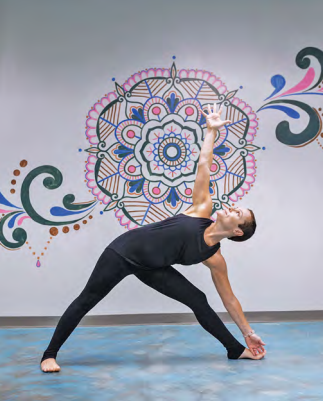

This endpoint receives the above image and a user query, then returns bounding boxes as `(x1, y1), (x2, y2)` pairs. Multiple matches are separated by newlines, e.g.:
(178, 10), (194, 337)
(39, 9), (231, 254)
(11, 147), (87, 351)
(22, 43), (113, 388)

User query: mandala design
(85, 63), (260, 229)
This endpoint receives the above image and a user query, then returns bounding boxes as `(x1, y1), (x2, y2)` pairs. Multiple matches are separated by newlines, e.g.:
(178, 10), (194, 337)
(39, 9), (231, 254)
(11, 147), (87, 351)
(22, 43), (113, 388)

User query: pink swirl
(18, 215), (31, 226)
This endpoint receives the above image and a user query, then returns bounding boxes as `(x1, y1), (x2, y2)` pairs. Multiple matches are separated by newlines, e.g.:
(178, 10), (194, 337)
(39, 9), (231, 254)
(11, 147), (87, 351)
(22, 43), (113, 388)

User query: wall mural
(1, 47), (322, 266)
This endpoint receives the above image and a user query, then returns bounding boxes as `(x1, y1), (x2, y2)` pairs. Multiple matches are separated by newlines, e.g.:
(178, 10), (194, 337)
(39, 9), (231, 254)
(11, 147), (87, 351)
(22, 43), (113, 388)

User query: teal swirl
(296, 47), (323, 92)
(62, 194), (96, 210)
(0, 212), (27, 249)
(21, 165), (93, 225)
(261, 100), (320, 146)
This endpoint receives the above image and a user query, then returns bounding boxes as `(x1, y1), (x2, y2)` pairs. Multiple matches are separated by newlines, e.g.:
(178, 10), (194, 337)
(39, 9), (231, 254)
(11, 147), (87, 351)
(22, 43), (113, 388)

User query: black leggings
(41, 248), (245, 363)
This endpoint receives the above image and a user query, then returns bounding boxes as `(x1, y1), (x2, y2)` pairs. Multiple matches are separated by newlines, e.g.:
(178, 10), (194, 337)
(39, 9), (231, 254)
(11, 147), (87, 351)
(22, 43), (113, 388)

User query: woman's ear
(232, 227), (244, 237)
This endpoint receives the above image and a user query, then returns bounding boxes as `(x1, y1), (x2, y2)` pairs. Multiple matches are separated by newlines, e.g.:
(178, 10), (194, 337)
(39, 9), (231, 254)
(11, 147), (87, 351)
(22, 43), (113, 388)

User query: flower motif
(135, 114), (201, 186)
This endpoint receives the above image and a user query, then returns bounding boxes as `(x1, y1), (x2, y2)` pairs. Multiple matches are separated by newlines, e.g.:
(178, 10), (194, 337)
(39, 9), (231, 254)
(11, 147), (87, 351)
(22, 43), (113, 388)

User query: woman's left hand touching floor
(245, 333), (266, 356)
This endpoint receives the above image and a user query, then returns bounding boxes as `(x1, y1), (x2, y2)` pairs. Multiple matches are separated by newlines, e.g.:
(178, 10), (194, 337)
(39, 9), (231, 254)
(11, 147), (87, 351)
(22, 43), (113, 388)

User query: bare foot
(238, 348), (266, 360)
(40, 358), (61, 372)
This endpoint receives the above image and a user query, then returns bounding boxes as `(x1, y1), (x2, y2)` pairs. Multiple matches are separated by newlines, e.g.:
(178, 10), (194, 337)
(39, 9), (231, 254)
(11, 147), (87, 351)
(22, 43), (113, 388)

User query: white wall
(0, 0), (322, 316)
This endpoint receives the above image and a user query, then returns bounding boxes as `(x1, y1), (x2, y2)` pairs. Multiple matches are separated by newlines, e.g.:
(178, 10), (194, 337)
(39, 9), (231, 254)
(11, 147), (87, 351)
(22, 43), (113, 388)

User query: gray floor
(0, 321), (322, 401)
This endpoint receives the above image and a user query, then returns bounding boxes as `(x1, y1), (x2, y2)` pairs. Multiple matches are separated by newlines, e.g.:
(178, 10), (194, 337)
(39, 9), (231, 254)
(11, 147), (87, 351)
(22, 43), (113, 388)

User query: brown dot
(246, 192), (249, 194)
(232, 203), (235, 206)
(62, 226), (69, 233)
(89, 215), (93, 219)
(37, 256), (40, 259)
(20, 160), (28, 168)
(251, 184), (254, 187)
(47, 241), (50, 244)
(44, 247), (47, 250)
(321, 133), (323, 137)
(74, 224), (80, 230)
(26, 241), (29, 244)
(11, 180), (16, 185)
(33, 252), (35, 255)
(84, 180), (87, 182)
(10, 189), (15, 194)
(41, 253), (44, 256)
(13, 170), (20, 176)
(83, 220), (87, 224)
(50, 237), (52, 239)
(100, 202), (102, 205)
(29, 247), (31, 249)
(319, 108), (322, 111)
(88, 190), (91, 192)
(50, 227), (58, 236)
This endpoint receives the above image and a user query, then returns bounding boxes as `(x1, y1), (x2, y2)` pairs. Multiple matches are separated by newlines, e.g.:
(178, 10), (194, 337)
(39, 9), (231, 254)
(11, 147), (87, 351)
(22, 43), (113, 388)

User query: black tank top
(108, 213), (220, 269)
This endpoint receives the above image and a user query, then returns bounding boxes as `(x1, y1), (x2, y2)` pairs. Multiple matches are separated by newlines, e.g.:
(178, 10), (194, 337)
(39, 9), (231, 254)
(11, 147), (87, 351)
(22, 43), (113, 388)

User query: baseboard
(0, 311), (322, 328)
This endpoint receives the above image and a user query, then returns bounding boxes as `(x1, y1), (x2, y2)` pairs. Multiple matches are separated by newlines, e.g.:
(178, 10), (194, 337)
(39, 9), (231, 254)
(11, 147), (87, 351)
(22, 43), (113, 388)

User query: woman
(41, 104), (266, 372)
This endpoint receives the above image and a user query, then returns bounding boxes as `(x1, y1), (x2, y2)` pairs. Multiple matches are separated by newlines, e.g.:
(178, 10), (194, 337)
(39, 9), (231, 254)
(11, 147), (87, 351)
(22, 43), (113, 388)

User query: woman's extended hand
(245, 333), (266, 356)
(200, 103), (232, 131)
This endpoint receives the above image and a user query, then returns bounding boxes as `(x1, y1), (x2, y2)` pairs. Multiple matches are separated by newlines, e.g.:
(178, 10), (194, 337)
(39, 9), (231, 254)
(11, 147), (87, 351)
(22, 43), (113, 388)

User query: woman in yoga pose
(41, 103), (266, 372)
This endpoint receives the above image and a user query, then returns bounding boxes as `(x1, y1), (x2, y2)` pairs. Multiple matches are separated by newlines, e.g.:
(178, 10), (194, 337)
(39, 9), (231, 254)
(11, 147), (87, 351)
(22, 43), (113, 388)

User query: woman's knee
(186, 289), (208, 309)
(75, 290), (102, 311)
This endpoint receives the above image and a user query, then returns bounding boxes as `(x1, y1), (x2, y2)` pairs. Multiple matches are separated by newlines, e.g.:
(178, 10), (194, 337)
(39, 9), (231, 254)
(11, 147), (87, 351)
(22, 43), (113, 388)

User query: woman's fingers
(200, 108), (207, 117)
(208, 103), (212, 114)
(213, 102), (217, 113)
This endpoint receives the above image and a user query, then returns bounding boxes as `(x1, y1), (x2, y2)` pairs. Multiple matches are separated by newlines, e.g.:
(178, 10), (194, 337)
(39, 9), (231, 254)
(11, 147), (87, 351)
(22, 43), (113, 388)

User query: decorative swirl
(98, 141), (107, 151)
(0, 212), (27, 249)
(238, 138), (247, 147)
(213, 200), (223, 210)
(239, 148), (248, 157)
(296, 47), (323, 92)
(263, 100), (320, 146)
(117, 199), (125, 208)
(98, 151), (107, 159)
(218, 94), (226, 103)
(219, 194), (229, 203)
(62, 194), (96, 211)
(21, 165), (93, 225)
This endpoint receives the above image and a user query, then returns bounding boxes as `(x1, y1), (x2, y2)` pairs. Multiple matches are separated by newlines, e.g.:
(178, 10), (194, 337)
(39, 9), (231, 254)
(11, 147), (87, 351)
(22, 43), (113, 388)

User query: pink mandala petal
(115, 209), (138, 230)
